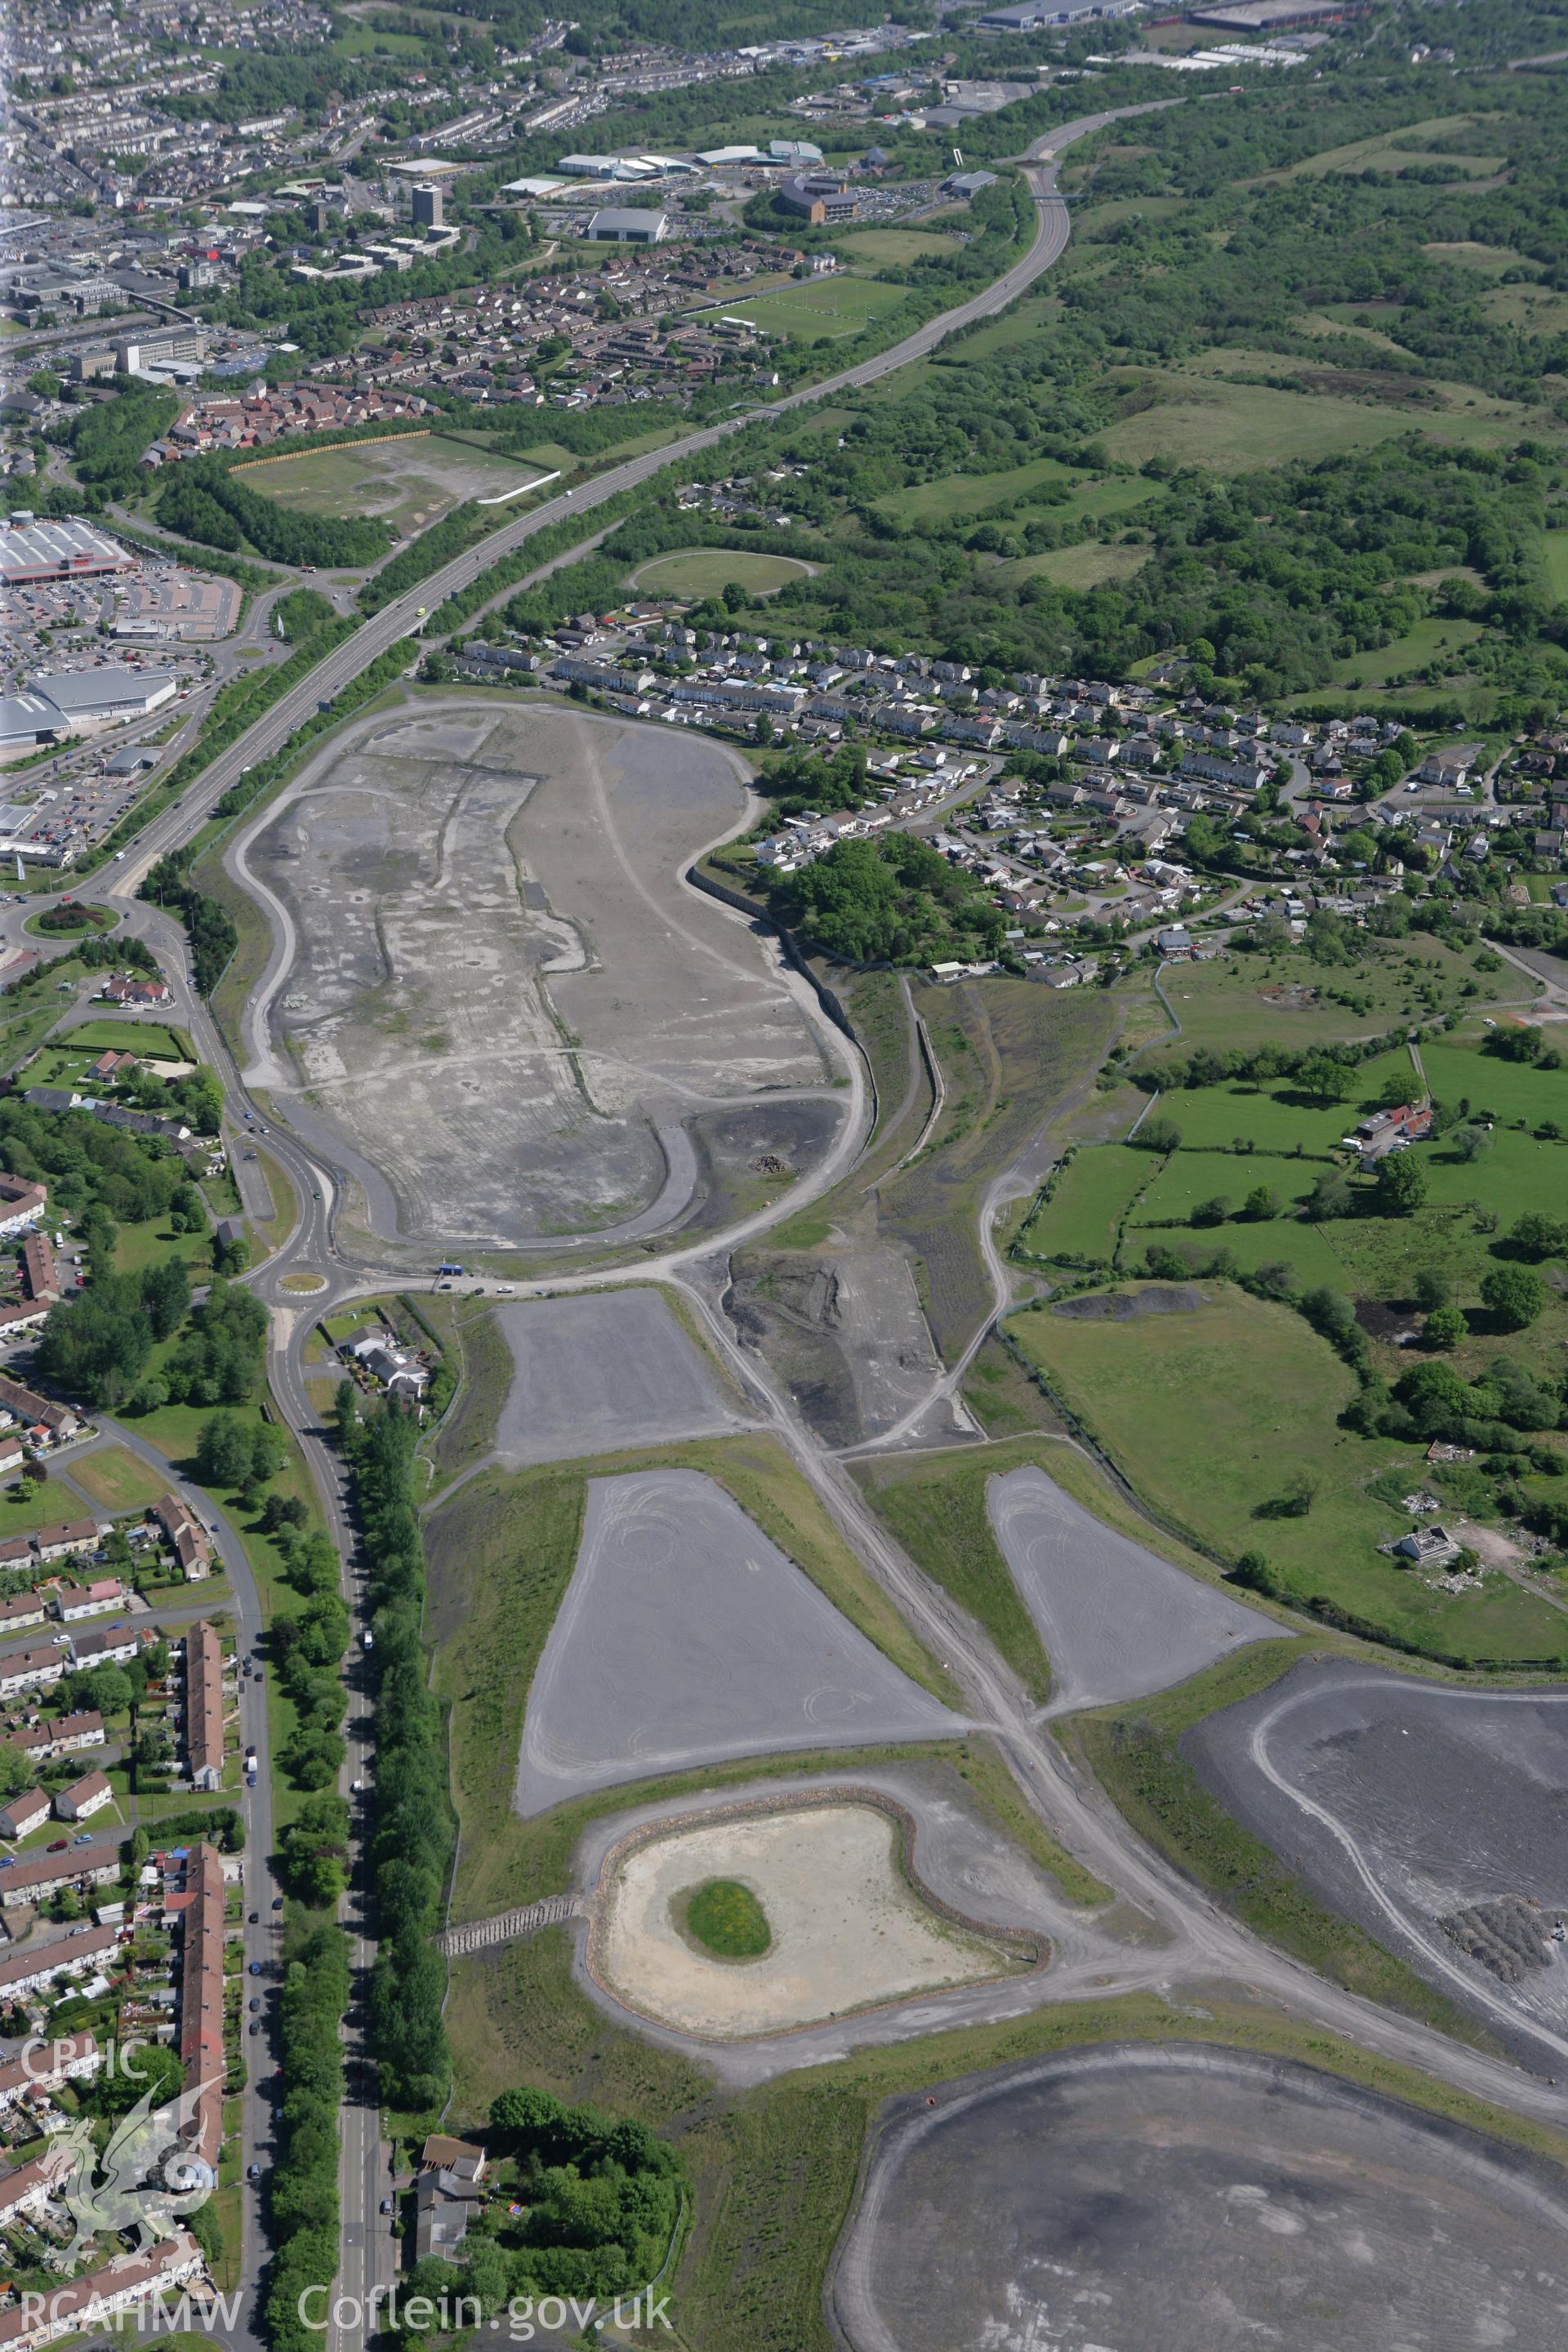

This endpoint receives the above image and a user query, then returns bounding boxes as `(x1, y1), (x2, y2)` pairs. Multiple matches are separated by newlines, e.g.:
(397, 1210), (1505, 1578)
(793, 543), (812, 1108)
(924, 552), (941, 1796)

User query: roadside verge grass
(850, 1446), (1056, 1705)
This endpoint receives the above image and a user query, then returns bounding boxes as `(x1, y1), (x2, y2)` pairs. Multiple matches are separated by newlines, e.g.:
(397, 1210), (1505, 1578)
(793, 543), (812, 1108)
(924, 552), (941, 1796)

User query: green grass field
(1020, 1143), (1155, 1266)
(1479, 284), (1568, 333)
(720, 276), (908, 344)
(890, 453), (1082, 525)
(630, 548), (811, 599)
(331, 21), (429, 50)
(1544, 530), (1568, 604)
(835, 228), (956, 266)
(1272, 115), (1506, 180)
(1330, 617), (1486, 688)
(65, 1020), (190, 1059)
(1421, 1031), (1568, 1126)
(1422, 240), (1527, 272)
(1134, 937), (1514, 1061)
(999, 541), (1148, 590)
(1124, 1197), (1349, 1290)
(1100, 375), (1419, 471)
(1137, 1052), (1414, 1153)
(64, 1445), (172, 1514)
(1005, 1284), (1568, 1666)
(247, 433), (547, 534)
(0, 1481), (84, 1542)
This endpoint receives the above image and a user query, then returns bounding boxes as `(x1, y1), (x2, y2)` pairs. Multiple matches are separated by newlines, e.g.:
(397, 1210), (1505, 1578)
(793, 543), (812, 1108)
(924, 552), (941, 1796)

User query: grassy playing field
(246, 432), (547, 534)
(630, 548), (812, 599)
(720, 275), (910, 344)
(1005, 1285), (1568, 1667)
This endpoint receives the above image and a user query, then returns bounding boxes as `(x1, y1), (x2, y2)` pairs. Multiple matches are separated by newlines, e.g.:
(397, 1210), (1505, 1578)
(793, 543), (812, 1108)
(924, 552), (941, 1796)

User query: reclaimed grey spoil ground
(831, 2042), (1568, 2352)
(987, 1463), (1282, 1715)
(1185, 1659), (1568, 2069)
(514, 1468), (965, 1816)
(492, 1291), (755, 1467)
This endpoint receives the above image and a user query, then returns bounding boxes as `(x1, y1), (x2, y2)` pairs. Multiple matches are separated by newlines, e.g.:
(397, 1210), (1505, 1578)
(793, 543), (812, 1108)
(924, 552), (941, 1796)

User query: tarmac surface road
(47, 88), (1568, 2352)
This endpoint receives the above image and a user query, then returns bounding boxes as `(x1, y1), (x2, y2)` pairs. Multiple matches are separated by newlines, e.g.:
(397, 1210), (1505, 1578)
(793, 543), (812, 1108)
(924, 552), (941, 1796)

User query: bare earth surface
(1186, 1660), (1568, 2070)
(513, 1468), (964, 1816)
(987, 1463), (1282, 1714)
(243, 701), (831, 1246)
(492, 1290), (755, 1466)
(832, 2043), (1568, 2352)
(594, 1802), (1021, 2039)
(564, 1759), (1132, 2087)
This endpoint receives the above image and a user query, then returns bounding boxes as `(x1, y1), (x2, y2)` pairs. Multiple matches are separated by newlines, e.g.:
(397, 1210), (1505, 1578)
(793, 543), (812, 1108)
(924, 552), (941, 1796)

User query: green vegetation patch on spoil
(679, 1877), (772, 1959)
(1067, 1642), (1498, 2051)
(851, 1446), (1055, 1708)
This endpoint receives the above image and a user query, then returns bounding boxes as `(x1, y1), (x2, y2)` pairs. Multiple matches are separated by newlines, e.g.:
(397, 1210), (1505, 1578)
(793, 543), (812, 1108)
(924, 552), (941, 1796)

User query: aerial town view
(1, 0), (1568, 2343)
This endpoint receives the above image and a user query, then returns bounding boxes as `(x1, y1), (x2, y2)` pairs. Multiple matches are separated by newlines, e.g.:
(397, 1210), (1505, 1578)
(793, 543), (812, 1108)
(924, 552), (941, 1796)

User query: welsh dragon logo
(48, 2072), (216, 2258)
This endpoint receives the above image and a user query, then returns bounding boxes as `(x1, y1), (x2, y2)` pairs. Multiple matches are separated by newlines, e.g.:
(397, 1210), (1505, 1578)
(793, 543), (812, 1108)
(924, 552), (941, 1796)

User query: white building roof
(26, 666), (176, 718)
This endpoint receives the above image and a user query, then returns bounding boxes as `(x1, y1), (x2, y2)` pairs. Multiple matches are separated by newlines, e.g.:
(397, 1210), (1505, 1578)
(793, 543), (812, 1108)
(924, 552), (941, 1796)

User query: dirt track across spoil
(1187, 1659), (1568, 2069)
(831, 2042), (1568, 2352)
(513, 1468), (965, 1815)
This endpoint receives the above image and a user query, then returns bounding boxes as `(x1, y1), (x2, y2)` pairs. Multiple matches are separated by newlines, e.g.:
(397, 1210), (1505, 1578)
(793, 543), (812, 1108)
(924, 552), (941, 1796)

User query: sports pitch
(716, 276), (909, 344)
(243, 431), (548, 532)
(630, 549), (811, 599)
